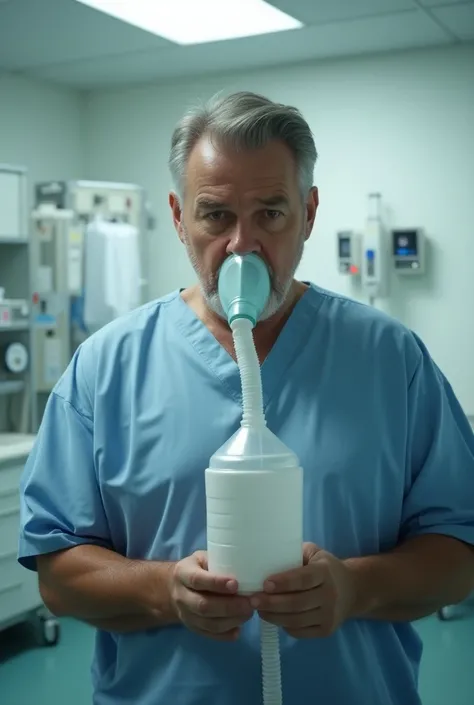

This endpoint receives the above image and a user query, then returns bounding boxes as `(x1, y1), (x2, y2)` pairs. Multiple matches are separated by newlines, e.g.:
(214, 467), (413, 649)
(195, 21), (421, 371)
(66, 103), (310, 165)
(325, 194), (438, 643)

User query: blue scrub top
(18, 284), (474, 705)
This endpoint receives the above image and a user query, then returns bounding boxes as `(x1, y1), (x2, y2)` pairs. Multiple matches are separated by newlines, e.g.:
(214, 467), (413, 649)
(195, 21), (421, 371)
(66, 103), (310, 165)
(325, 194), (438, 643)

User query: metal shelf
(0, 380), (25, 396)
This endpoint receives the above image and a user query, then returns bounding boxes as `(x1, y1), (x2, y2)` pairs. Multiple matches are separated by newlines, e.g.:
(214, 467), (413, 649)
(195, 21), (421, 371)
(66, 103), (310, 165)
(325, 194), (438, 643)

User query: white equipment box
(0, 299), (29, 329)
(337, 231), (361, 276)
(392, 229), (426, 275)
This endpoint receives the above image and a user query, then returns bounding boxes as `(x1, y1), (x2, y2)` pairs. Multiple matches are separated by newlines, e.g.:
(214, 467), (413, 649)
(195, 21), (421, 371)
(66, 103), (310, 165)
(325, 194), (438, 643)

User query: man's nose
(226, 220), (261, 256)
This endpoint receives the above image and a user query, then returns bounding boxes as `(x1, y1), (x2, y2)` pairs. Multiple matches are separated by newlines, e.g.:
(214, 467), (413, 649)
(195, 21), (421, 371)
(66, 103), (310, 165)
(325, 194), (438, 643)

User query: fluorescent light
(75, 0), (303, 44)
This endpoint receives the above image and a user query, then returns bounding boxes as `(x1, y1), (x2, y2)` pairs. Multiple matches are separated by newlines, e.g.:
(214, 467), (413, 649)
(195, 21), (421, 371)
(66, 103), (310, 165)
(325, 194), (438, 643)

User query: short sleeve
(18, 347), (112, 571)
(400, 334), (474, 546)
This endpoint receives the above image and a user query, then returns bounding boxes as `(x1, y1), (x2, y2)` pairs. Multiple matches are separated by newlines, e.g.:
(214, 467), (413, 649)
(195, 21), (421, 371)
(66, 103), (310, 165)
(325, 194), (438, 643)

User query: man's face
(170, 135), (318, 320)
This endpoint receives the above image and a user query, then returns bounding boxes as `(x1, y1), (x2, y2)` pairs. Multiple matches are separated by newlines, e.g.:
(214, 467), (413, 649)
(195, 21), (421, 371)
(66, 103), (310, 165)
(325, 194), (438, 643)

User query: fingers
(177, 552), (238, 595)
(258, 604), (336, 638)
(182, 594), (253, 642)
(252, 581), (335, 616)
(186, 592), (254, 620)
(263, 561), (325, 594)
(251, 587), (322, 614)
(173, 552), (256, 643)
(302, 542), (323, 564)
(252, 574), (337, 638)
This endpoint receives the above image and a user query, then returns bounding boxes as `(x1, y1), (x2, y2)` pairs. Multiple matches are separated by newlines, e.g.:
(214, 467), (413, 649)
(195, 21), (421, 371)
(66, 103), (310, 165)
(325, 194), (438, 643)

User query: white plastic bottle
(205, 317), (303, 705)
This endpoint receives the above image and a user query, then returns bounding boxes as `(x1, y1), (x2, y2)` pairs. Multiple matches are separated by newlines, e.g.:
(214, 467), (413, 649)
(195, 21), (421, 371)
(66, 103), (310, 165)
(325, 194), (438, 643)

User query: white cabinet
(0, 443), (41, 629)
(0, 436), (60, 644)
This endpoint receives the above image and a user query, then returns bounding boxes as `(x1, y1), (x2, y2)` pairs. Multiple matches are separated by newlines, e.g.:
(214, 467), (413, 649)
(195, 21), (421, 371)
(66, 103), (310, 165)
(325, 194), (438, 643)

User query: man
(19, 92), (474, 705)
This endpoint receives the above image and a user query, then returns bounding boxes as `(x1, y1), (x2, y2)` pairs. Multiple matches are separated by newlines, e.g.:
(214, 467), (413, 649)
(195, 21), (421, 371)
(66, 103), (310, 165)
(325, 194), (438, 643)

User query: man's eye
(265, 210), (283, 219)
(205, 211), (227, 221)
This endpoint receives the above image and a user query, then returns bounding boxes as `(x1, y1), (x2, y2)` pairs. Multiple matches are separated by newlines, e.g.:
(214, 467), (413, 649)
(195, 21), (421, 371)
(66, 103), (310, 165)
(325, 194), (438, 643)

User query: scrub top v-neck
(172, 283), (320, 411)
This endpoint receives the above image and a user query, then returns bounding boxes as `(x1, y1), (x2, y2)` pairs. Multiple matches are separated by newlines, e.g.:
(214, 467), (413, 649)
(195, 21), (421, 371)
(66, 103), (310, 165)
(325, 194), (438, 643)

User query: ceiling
(0, 0), (473, 90)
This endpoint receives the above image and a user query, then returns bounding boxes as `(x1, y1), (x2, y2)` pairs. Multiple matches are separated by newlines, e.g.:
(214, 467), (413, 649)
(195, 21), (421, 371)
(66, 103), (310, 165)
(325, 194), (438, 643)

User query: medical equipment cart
(0, 434), (60, 646)
(0, 164), (60, 646)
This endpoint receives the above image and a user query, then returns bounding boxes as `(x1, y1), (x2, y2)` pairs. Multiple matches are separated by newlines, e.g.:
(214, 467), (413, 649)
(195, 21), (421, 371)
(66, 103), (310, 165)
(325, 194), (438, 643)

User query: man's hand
(169, 551), (254, 642)
(250, 542), (356, 639)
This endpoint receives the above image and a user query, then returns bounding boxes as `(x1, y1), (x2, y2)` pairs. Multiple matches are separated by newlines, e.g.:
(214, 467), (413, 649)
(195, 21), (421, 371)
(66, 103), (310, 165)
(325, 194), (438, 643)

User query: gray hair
(168, 91), (317, 200)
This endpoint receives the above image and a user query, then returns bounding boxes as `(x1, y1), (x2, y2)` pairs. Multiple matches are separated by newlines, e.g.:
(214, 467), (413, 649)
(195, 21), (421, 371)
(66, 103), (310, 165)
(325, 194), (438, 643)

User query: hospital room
(1, 0), (474, 704)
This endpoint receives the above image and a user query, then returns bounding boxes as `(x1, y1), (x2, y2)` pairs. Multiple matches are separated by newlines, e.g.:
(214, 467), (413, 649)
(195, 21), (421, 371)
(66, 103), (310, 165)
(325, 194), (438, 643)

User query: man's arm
(345, 534), (474, 622)
(37, 544), (179, 633)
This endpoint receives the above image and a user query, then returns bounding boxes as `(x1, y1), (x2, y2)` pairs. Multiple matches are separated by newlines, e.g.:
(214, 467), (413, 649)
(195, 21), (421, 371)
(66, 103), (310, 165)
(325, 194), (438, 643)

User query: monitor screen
(339, 236), (351, 258)
(393, 230), (418, 257)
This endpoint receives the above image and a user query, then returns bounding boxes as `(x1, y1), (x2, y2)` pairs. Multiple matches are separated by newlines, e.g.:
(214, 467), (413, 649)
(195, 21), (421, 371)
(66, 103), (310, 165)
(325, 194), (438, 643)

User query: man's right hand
(169, 551), (254, 641)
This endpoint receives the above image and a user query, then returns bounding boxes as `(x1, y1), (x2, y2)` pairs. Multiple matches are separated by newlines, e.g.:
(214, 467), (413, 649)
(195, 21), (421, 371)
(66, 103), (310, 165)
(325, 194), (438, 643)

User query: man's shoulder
(83, 290), (180, 350)
(54, 290), (181, 404)
(307, 282), (407, 331)
(306, 283), (423, 368)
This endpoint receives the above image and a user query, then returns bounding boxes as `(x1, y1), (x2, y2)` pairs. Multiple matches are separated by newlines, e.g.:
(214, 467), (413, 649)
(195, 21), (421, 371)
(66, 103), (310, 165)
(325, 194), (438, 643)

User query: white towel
(84, 218), (141, 330)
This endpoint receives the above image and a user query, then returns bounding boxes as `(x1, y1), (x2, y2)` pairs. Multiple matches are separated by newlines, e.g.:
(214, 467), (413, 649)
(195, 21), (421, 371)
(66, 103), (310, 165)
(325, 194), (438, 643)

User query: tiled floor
(0, 603), (473, 705)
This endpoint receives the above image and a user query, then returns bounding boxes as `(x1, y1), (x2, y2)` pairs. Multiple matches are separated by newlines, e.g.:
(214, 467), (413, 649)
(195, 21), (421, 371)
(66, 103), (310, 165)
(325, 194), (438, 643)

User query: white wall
(84, 44), (474, 414)
(0, 74), (84, 204)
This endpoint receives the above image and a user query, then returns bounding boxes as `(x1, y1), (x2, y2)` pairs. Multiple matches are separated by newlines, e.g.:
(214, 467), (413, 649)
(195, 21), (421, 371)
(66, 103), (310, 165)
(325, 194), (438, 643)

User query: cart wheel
(39, 616), (61, 646)
(438, 607), (449, 621)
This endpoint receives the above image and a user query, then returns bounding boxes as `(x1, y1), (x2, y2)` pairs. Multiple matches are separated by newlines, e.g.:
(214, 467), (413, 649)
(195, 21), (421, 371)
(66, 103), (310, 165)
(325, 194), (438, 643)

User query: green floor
(1, 604), (473, 704)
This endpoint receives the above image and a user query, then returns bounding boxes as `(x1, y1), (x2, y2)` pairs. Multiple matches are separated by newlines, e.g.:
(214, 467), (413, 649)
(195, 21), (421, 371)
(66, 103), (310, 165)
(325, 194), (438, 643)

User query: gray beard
(181, 225), (305, 322)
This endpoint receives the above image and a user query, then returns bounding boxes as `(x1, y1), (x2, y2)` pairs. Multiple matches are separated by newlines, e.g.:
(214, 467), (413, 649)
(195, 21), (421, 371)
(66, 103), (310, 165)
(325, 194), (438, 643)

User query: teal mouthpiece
(218, 253), (271, 327)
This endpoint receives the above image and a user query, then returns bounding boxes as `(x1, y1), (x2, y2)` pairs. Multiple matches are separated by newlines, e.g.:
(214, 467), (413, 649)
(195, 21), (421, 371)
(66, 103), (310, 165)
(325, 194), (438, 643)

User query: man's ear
(169, 191), (185, 243)
(304, 186), (319, 242)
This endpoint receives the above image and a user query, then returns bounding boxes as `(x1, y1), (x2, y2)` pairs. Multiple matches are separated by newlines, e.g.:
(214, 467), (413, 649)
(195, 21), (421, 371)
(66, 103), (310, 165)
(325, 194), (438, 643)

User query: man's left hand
(250, 542), (357, 639)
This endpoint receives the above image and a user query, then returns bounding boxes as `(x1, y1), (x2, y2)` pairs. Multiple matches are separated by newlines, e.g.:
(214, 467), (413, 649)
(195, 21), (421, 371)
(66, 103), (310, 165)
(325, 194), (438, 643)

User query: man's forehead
(193, 193), (291, 212)
(185, 135), (298, 196)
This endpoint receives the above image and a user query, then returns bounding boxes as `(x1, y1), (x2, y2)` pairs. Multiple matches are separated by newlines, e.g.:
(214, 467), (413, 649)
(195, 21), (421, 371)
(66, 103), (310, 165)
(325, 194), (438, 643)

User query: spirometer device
(206, 253), (303, 705)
